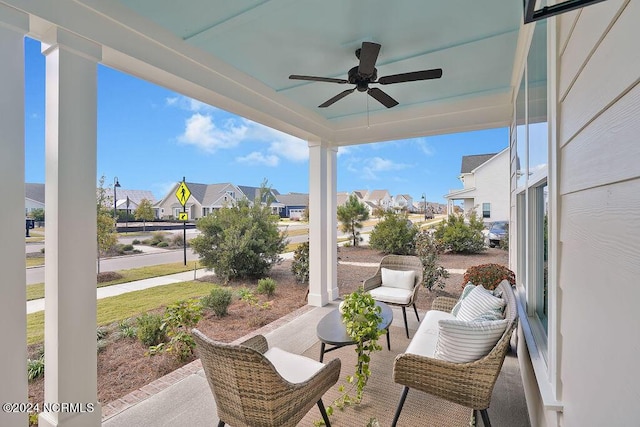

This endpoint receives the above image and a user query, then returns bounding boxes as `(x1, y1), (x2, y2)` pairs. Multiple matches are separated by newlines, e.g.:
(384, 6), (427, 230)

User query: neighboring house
(275, 193), (308, 219)
(113, 189), (156, 215)
(25, 182), (45, 215)
(444, 148), (509, 222)
(154, 182), (243, 220)
(237, 185), (284, 215)
(349, 189), (393, 214)
(393, 194), (413, 212)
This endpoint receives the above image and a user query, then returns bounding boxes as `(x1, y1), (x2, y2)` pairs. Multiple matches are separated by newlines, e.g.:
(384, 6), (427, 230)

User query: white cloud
(177, 113), (247, 152)
(236, 151), (279, 167)
(348, 156), (412, 180)
(166, 95), (216, 113)
(415, 138), (435, 156)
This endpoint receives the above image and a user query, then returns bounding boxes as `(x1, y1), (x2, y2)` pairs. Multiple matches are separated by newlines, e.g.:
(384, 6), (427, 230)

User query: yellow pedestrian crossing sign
(175, 182), (191, 206)
(178, 212), (188, 221)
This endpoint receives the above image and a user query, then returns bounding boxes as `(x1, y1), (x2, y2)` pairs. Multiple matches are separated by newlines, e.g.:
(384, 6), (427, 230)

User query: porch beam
(40, 27), (102, 427)
(0, 5), (29, 427)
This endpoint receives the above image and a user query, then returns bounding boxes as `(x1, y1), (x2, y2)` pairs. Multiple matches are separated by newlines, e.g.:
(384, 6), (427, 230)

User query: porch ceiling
(10, 0), (524, 145)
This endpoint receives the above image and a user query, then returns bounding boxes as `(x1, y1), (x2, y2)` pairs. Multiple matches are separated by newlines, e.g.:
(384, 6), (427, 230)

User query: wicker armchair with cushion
(391, 280), (518, 427)
(362, 254), (424, 339)
(192, 329), (341, 427)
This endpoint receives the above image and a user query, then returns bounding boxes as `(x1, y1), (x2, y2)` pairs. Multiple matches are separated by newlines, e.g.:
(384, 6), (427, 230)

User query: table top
(316, 301), (393, 346)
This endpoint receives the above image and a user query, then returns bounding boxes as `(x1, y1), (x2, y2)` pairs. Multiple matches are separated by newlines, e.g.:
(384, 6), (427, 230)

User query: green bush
(157, 241), (169, 248)
(463, 263), (516, 290)
(96, 326), (108, 340)
(150, 300), (203, 362)
(368, 212), (417, 255)
(27, 355), (45, 381)
(291, 242), (309, 283)
(201, 287), (233, 317)
(118, 319), (136, 339)
(190, 185), (286, 281)
(414, 230), (449, 291)
(136, 312), (167, 346)
(257, 278), (277, 297)
(433, 213), (486, 253)
(121, 244), (134, 252)
(132, 239), (141, 244)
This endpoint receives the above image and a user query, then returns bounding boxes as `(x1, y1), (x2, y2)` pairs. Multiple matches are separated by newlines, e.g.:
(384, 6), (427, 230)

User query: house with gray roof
(25, 183), (45, 215)
(444, 148), (509, 221)
(154, 182), (244, 220)
(113, 189), (156, 215)
(275, 192), (308, 219)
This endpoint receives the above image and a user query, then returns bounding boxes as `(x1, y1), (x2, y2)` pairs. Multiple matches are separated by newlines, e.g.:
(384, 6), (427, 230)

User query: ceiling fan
(289, 42), (442, 109)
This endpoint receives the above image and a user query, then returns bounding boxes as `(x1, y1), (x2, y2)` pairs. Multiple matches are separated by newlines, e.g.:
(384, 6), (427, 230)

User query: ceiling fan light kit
(289, 41), (442, 109)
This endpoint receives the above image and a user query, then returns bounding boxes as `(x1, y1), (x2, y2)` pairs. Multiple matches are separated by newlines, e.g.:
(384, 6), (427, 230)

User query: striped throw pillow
(434, 318), (509, 363)
(455, 285), (505, 322)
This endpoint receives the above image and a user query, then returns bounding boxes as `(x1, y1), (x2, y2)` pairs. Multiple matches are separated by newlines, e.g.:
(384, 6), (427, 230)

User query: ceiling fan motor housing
(348, 66), (377, 91)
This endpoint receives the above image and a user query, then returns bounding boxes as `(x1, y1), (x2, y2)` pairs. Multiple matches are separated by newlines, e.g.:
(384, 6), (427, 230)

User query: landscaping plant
(190, 183), (286, 281)
(201, 287), (234, 317)
(463, 263), (516, 290)
(368, 211), (417, 255)
(257, 278), (277, 297)
(433, 213), (486, 253)
(291, 242), (310, 283)
(414, 230), (449, 291)
(150, 300), (203, 361)
(337, 194), (370, 247)
(136, 312), (167, 347)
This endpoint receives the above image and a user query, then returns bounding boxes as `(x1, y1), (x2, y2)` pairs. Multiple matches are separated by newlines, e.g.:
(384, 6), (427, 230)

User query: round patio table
(316, 301), (393, 362)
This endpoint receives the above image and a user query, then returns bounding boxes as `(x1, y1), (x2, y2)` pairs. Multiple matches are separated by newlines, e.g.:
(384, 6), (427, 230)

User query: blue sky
(24, 37), (509, 204)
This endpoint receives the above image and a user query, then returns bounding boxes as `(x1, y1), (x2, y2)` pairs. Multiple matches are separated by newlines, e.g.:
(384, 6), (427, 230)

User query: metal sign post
(175, 177), (191, 266)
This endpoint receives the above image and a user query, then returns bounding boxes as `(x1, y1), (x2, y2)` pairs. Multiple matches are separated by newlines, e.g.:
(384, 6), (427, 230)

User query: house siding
(517, 1), (640, 426)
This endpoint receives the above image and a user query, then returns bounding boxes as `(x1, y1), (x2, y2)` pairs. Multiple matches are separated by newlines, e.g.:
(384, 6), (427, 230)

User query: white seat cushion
(381, 268), (415, 291)
(405, 310), (456, 357)
(455, 285), (506, 322)
(434, 318), (509, 363)
(369, 286), (413, 305)
(264, 347), (325, 384)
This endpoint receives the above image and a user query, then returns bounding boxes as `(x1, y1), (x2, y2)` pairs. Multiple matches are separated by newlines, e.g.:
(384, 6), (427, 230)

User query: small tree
(30, 208), (45, 222)
(414, 230), (449, 291)
(134, 198), (155, 232)
(96, 176), (118, 274)
(368, 211), (417, 255)
(337, 194), (369, 246)
(190, 181), (286, 281)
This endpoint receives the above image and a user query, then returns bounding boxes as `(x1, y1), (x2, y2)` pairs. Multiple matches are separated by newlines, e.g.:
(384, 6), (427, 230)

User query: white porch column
(326, 146), (339, 300)
(40, 28), (101, 427)
(308, 139), (329, 306)
(0, 6), (28, 427)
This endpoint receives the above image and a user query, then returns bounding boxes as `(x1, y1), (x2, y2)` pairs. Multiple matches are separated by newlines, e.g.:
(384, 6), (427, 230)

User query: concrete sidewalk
(26, 269), (211, 314)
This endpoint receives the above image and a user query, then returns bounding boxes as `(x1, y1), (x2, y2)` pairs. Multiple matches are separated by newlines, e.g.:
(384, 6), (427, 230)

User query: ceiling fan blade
(319, 88), (356, 108)
(378, 68), (443, 85)
(289, 75), (348, 84)
(358, 42), (381, 77)
(367, 87), (399, 108)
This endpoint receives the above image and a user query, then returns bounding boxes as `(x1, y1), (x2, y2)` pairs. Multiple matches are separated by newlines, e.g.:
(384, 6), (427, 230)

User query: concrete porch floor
(102, 302), (530, 426)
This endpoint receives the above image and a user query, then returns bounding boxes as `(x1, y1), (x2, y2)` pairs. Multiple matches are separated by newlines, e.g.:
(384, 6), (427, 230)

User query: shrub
(118, 319), (136, 339)
(150, 300), (203, 361)
(121, 244), (134, 252)
(136, 312), (167, 346)
(463, 263), (516, 290)
(368, 212), (417, 255)
(171, 234), (184, 247)
(190, 185), (286, 281)
(433, 213), (486, 253)
(96, 326), (108, 340)
(257, 278), (277, 296)
(291, 242), (309, 283)
(132, 239), (141, 244)
(201, 287), (233, 317)
(157, 241), (169, 248)
(414, 230), (449, 291)
(27, 355), (45, 381)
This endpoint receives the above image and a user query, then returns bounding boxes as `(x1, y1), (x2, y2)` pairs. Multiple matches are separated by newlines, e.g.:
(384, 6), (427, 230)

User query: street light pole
(113, 176), (121, 222)
(421, 193), (426, 221)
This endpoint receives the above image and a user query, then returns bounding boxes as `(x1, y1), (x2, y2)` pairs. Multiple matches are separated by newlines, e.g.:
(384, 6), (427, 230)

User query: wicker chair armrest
(239, 334), (269, 354)
(431, 296), (458, 313)
(362, 275), (382, 292)
(282, 358), (342, 407)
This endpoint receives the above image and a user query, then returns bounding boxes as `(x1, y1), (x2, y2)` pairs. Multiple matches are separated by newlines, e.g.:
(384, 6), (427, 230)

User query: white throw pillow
(451, 283), (476, 316)
(434, 318), (509, 363)
(381, 268), (415, 291)
(455, 285), (505, 322)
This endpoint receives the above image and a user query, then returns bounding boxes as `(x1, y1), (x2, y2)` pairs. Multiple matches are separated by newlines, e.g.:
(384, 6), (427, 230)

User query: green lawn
(27, 280), (215, 345)
(25, 262), (198, 301)
(26, 257), (45, 268)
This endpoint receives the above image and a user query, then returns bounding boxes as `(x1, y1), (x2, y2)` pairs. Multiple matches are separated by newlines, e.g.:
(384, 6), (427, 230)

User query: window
(482, 203), (491, 218)
(202, 207), (210, 217)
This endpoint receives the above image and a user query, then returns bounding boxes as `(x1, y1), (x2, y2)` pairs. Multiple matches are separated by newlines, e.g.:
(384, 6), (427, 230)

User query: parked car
(487, 221), (508, 248)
